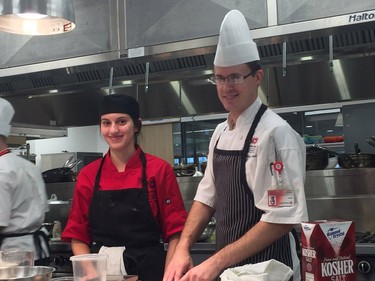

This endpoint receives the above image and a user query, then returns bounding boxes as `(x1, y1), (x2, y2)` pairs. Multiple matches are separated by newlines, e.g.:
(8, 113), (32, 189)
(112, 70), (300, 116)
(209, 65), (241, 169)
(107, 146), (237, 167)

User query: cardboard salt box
(300, 220), (356, 281)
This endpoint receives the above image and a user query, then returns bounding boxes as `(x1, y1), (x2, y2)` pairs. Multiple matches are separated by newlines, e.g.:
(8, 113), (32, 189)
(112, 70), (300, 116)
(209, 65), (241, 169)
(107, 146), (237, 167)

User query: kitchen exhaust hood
(0, 1), (375, 137)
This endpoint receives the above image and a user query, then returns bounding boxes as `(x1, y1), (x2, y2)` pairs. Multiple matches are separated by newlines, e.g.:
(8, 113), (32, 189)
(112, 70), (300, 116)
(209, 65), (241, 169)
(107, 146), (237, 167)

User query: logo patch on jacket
(249, 137), (258, 156)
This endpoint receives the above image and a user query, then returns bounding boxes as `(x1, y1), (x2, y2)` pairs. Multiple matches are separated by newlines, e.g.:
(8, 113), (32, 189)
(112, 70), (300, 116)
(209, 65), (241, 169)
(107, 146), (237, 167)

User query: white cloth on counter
(98, 246), (127, 275)
(220, 259), (293, 281)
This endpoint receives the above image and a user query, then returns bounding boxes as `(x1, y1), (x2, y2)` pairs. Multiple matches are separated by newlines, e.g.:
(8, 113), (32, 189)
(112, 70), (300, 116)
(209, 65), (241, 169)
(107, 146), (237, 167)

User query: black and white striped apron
(213, 104), (293, 269)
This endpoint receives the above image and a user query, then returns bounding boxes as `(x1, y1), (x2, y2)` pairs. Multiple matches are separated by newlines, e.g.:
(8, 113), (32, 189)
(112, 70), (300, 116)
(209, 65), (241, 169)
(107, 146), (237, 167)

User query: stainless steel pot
(0, 266), (55, 281)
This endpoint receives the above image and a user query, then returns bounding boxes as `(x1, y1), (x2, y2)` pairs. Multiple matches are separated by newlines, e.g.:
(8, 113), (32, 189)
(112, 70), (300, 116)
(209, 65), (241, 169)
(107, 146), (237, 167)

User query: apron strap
(242, 104), (267, 157)
(240, 104), (267, 187)
(0, 227), (51, 259)
(139, 150), (148, 191)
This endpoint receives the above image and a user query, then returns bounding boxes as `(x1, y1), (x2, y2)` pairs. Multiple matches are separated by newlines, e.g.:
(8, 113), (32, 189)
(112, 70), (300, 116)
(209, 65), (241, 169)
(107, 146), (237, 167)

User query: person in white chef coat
(0, 97), (50, 265)
(163, 10), (308, 281)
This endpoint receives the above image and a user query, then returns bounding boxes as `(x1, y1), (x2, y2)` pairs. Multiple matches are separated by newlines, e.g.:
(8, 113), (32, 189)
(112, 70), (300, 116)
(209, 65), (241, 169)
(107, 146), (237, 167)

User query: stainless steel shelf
(305, 142), (344, 149)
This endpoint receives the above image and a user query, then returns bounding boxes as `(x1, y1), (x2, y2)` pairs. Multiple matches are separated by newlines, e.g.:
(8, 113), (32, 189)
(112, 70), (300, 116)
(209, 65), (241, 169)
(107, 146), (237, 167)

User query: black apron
(0, 148), (51, 265)
(88, 150), (166, 281)
(0, 228), (51, 265)
(213, 104), (293, 269)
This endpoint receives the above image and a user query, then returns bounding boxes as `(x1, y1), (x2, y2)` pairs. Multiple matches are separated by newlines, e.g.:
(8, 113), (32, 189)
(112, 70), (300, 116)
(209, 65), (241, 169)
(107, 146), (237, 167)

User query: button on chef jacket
(62, 146), (187, 245)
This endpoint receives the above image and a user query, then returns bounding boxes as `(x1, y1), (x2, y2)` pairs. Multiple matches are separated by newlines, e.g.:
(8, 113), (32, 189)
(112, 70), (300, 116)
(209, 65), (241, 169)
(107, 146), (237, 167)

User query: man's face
(213, 63), (263, 118)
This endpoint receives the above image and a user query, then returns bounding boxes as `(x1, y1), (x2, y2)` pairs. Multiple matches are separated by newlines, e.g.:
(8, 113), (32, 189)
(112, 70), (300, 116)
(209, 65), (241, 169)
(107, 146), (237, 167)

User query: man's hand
(163, 248), (194, 281)
(179, 257), (222, 281)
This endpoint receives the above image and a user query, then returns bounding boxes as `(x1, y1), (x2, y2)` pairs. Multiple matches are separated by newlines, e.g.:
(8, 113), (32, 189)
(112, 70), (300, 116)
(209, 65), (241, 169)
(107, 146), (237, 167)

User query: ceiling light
(300, 56), (313, 61)
(121, 80), (133, 86)
(0, 0), (75, 35)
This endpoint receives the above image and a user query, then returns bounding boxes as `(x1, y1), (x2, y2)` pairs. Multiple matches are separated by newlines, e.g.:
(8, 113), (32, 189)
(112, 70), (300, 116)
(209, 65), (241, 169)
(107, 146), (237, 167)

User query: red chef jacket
(62, 146), (187, 245)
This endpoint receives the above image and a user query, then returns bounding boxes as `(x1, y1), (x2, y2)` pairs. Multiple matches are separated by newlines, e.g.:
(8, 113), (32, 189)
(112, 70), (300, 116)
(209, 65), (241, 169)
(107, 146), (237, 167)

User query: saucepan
(42, 167), (75, 183)
(313, 143), (375, 169)
(42, 158), (83, 183)
(366, 136), (375, 148)
(306, 146), (329, 170)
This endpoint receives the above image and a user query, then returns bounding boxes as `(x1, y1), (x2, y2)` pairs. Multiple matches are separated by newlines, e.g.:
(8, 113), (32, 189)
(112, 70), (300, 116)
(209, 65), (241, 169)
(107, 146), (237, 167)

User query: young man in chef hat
(163, 10), (307, 281)
(0, 98), (50, 265)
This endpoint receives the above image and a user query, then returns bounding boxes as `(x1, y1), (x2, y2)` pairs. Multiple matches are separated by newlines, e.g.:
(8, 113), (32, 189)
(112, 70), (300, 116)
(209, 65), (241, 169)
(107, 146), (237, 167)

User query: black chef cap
(99, 94), (140, 120)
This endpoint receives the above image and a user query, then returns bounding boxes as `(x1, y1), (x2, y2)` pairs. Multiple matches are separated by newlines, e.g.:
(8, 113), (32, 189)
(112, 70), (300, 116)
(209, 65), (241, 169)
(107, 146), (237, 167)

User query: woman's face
(100, 113), (138, 152)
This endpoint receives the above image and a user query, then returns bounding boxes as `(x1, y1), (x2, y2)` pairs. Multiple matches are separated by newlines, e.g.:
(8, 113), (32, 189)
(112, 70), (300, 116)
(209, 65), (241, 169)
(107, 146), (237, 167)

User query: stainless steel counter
(305, 167), (375, 197)
(51, 241), (216, 254)
(164, 241), (215, 252)
(51, 240), (216, 267)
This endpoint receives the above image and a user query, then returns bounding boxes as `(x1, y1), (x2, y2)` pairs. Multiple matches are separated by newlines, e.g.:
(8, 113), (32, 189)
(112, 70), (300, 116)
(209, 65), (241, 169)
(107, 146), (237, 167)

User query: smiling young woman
(62, 94), (187, 281)
(100, 113), (139, 167)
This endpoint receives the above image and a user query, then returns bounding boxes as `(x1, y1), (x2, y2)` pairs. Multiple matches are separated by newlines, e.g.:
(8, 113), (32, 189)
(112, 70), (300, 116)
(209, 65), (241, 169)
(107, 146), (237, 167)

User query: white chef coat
(0, 151), (49, 260)
(195, 98), (308, 281)
(195, 98), (308, 224)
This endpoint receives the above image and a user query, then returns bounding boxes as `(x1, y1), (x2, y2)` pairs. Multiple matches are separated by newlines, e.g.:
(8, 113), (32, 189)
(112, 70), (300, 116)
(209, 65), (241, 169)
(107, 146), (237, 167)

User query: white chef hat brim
(214, 10), (260, 67)
(0, 98), (15, 137)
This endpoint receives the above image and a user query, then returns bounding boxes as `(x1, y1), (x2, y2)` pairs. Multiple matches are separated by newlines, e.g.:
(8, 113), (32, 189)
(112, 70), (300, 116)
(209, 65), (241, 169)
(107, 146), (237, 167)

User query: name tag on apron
(268, 189), (294, 207)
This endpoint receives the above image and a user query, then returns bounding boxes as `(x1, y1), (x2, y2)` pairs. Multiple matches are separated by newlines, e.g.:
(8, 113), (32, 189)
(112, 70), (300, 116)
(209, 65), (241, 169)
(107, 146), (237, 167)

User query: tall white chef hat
(0, 98), (15, 137)
(214, 10), (260, 67)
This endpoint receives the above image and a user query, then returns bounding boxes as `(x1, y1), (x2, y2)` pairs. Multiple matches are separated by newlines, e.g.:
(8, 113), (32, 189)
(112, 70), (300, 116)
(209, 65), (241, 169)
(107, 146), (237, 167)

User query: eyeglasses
(209, 72), (255, 85)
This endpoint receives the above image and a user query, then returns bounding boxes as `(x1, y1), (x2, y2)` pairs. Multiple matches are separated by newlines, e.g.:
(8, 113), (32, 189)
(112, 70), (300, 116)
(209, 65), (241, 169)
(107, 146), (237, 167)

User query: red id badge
(268, 189), (294, 207)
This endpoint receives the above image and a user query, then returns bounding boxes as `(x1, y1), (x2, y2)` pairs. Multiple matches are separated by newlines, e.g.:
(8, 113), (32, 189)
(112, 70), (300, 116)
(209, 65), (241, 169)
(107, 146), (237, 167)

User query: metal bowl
(198, 218), (216, 242)
(51, 278), (73, 281)
(0, 266), (55, 281)
(173, 164), (197, 177)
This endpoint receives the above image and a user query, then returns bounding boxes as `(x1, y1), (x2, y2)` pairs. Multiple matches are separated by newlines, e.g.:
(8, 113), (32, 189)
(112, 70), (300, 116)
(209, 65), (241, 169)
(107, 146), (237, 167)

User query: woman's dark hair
(99, 94), (142, 144)
(133, 118), (142, 137)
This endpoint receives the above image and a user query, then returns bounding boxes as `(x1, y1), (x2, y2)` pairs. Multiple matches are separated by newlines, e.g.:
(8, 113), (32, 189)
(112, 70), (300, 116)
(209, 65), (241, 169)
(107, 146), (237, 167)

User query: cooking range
(49, 241), (73, 277)
(355, 232), (375, 281)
